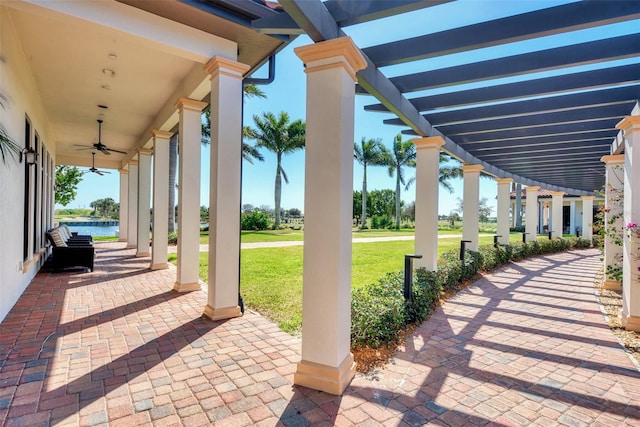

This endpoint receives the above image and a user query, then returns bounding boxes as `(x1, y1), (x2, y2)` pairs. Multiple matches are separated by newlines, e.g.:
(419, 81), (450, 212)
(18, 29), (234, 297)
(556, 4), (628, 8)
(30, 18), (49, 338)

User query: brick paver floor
(1, 244), (639, 426)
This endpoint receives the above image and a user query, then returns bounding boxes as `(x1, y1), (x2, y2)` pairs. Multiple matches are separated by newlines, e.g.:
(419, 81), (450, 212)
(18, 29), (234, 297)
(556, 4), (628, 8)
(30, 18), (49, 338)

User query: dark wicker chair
(45, 230), (95, 272)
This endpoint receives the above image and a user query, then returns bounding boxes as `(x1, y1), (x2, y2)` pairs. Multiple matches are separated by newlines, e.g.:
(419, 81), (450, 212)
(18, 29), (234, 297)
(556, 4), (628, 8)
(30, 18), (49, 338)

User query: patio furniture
(59, 223), (93, 243)
(45, 228), (95, 272)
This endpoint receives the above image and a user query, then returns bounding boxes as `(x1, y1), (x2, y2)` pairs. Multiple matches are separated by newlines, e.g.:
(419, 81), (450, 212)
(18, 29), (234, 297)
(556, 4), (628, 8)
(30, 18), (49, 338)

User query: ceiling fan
(83, 152), (111, 176)
(75, 119), (127, 155)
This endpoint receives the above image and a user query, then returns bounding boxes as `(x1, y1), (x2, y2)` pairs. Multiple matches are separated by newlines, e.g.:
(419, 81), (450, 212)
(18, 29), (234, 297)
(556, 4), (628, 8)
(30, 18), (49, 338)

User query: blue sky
(66, 0), (636, 216)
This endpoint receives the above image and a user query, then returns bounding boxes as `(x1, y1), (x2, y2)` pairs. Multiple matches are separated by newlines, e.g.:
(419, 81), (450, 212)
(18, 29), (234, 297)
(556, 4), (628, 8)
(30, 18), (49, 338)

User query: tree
(288, 208), (301, 217)
(353, 190), (362, 225)
(367, 189), (397, 218)
(242, 204), (255, 214)
(384, 134), (416, 229)
(354, 137), (389, 229)
(0, 92), (21, 165)
(248, 111), (305, 228)
(168, 134), (178, 232)
(55, 165), (83, 206)
(456, 197), (493, 222)
(401, 201), (415, 222)
(439, 153), (462, 194)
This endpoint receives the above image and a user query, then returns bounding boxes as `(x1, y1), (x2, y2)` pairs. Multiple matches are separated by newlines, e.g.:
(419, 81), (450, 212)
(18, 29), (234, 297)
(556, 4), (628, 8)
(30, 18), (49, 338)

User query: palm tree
(248, 111), (305, 228)
(439, 153), (462, 194)
(354, 137), (389, 229)
(0, 92), (21, 165)
(384, 134), (416, 230)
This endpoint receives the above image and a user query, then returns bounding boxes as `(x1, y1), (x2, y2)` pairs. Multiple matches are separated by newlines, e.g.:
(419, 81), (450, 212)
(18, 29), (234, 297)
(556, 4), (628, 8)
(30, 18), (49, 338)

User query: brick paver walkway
(0, 244), (638, 426)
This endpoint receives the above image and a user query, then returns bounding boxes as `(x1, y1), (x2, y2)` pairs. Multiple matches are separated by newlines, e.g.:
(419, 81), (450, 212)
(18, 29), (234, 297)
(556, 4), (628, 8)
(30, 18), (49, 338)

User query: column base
(603, 280), (622, 291)
(126, 244), (137, 249)
(119, 237), (128, 242)
(150, 263), (168, 270)
(294, 353), (356, 395)
(621, 312), (640, 332)
(173, 282), (201, 292)
(203, 305), (242, 321)
(136, 251), (151, 258)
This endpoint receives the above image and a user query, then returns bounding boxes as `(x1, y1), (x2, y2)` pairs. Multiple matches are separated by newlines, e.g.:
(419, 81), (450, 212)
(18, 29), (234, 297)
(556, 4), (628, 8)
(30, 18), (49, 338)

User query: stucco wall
(0, 6), (55, 322)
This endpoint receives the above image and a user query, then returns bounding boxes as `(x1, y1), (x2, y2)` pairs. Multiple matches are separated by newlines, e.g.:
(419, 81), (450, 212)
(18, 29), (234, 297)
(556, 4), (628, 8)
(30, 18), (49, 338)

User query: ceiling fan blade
(106, 148), (127, 155)
(99, 149), (111, 155)
(96, 171), (104, 176)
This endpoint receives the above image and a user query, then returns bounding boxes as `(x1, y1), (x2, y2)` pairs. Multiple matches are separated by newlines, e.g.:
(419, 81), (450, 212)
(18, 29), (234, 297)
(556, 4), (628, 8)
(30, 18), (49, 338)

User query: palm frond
(0, 127), (21, 165)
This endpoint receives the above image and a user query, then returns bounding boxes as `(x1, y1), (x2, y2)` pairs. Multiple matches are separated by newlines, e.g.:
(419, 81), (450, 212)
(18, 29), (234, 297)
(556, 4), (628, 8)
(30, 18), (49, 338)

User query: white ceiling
(5, 0), (284, 170)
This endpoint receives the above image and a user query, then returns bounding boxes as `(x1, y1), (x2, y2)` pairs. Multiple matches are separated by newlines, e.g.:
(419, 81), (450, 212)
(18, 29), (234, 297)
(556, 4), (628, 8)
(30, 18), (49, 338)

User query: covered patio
(1, 243), (639, 425)
(1, 0), (639, 412)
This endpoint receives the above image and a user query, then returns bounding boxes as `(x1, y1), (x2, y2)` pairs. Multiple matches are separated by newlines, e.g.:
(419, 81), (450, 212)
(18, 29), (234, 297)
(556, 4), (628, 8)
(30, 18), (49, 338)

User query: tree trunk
(395, 173), (401, 230)
(168, 134), (178, 233)
(361, 165), (367, 229)
(274, 153), (282, 228)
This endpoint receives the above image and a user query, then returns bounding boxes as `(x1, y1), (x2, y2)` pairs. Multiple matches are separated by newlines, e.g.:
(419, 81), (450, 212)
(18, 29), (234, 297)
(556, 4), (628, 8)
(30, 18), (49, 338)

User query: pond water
(66, 224), (120, 238)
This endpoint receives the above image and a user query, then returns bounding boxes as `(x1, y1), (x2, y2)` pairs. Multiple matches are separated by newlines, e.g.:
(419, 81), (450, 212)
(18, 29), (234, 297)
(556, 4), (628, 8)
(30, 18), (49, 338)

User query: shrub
(168, 231), (177, 245)
(241, 211), (271, 230)
(351, 273), (406, 348)
(370, 214), (393, 229)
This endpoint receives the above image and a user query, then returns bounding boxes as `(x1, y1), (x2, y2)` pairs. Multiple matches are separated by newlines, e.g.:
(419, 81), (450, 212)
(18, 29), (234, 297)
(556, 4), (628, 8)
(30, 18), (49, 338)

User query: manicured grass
(93, 236), (119, 242)
(173, 234), (502, 334)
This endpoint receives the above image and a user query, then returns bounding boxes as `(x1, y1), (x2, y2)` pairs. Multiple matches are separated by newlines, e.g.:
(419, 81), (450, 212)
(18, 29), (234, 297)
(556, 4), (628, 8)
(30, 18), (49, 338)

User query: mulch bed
(594, 275), (640, 367)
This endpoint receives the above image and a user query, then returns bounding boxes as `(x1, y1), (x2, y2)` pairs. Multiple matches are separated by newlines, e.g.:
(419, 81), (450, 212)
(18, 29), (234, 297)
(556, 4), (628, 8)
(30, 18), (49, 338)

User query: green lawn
(172, 233), (508, 334)
(198, 226), (500, 244)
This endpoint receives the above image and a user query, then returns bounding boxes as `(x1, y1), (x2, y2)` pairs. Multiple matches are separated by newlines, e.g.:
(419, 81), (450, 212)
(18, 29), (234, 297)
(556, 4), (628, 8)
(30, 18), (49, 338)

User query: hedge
(351, 237), (592, 349)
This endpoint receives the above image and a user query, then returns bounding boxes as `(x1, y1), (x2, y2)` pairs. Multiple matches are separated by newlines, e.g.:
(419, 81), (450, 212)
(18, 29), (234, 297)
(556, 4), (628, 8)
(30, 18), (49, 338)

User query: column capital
(496, 178), (513, 184)
(601, 154), (625, 165)
(151, 130), (174, 140)
(174, 97), (207, 113)
(118, 169), (129, 174)
(581, 195), (595, 200)
(461, 164), (483, 173)
(294, 37), (367, 81)
(128, 159), (138, 166)
(203, 56), (250, 80)
(616, 115), (640, 137)
(412, 136), (445, 150)
(137, 148), (153, 156)
(525, 186), (540, 192)
(550, 191), (565, 197)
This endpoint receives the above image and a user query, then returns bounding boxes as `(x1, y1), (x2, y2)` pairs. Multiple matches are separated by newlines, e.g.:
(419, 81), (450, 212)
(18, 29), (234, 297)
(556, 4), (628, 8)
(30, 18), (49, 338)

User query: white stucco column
(151, 130), (173, 270)
(496, 178), (513, 245)
(525, 186), (539, 241)
(412, 136), (445, 270)
(203, 57), (249, 321)
(294, 38), (366, 395)
(569, 200), (576, 235)
(601, 154), (624, 290)
(136, 149), (152, 257)
(550, 191), (564, 239)
(581, 196), (594, 244)
(126, 160), (138, 249)
(174, 98), (207, 292)
(118, 169), (129, 242)
(461, 164), (483, 251)
(617, 115), (640, 331)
